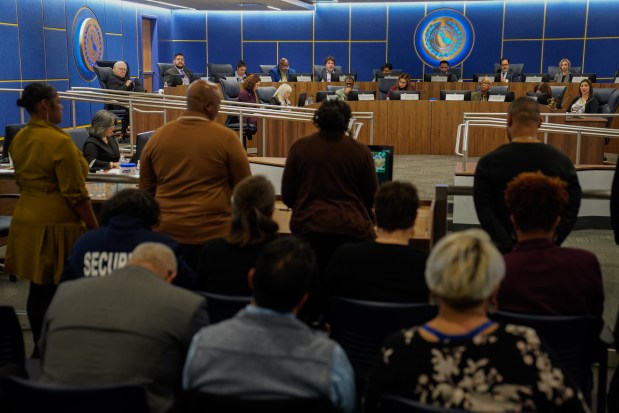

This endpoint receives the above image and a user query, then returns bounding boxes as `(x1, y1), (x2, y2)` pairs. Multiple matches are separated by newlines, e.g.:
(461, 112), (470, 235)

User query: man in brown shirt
(139, 80), (251, 269)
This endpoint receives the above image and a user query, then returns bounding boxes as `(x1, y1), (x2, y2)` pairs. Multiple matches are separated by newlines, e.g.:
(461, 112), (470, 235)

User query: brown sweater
(139, 112), (251, 244)
(281, 131), (378, 239)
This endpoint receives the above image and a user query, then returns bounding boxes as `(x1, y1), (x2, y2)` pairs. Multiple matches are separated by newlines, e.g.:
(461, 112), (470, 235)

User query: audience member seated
(532, 82), (559, 109)
(327, 181), (429, 302)
(61, 188), (196, 289)
(269, 83), (292, 106)
(106, 61), (145, 92)
(40, 242), (209, 413)
(497, 171), (604, 320)
(566, 78), (600, 114)
(387, 74), (414, 100)
(234, 59), (247, 83)
(436, 59), (458, 81)
(238, 74), (261, 127)
(471, 76), (491, 101)
(82, 110), (121, 171)
(336, 76), (356, 102)
(364, 229), (589, 413)
(183, 237), (356, 413)
(269, 57), (296, 82)
(197, 175), (279, 295)
(554, 58), (573, 83)
(319, 56), (341, 82)
(163, 53), (196, 86)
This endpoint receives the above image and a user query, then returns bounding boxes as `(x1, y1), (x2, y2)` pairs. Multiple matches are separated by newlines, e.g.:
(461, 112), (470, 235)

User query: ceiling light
(267, 5), (282, 10)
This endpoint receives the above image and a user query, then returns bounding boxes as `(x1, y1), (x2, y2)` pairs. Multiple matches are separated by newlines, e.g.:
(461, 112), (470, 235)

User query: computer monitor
(472, 73), (497, 83)
(288, 73), (313, 82)
(368, 145), (394, 185)
(440, 90), (471, 101)
(388, 90), (421, 100)
(522, 73), (550, 82)
(374, 71), (402, 81)
(133, 131), (155, 163)
(348, 91), (376, 101)
(570, 73), (597, 83)
(423, 73), (450, 82)
(316, 91), (336, 102)
(297, 92), (307, 107)
(2, 124), (26, 163)
(487, 91), (515, 102)
(339, 72), (357, 81)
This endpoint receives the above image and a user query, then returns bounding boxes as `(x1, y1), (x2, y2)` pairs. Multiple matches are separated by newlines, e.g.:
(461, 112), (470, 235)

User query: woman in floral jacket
(364, 229), (590, 413)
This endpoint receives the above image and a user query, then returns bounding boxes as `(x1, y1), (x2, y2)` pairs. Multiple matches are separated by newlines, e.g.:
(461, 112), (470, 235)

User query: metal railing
(455, 112), (619, 165)
(0, 87), (374, 156)
(432, 184), (611, 245)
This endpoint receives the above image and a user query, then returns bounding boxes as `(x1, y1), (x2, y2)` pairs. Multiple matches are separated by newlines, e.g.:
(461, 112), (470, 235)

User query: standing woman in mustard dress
(6, 83), (98, 357)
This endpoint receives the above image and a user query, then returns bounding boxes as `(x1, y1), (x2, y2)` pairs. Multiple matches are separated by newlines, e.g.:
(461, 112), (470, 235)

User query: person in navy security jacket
(61, 188), (196, 289)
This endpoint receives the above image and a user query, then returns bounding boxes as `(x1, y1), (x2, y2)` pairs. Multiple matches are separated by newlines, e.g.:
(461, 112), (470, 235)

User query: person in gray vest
(182, 236), (356, 413)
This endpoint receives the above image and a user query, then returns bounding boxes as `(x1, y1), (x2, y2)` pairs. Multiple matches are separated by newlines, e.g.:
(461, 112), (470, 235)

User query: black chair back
(93, 66), (114, 90)
(490, 311), (601, 402)
(156, 63), (175, 85)
(134, 131), (154, 162)
(185, 391), (336, 413)
(316, 91), (336, 102)
(0, 306), (25, 368)
(219, 78), (241, 101)
(379, 395), (469, 413)
(259, 64), (276, 74)
(593, 88), (619, 126)
(3, 124), (27, 161)
(329, 297), (437, 381)
(2, 376), (149, 413)
(550, 86), (567, 102)
(198, 291), (251, 324)
(207, 63), (234, 78)
(256, 86), (277, 104)
(66, 128), (89, 151)
(378, 77), (398, 100)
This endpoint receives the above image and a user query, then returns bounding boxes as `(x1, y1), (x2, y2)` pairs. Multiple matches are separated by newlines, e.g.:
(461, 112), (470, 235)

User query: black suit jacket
(163, 66), (195, 86)
(494, 69), (516, 82)
(106, 74), (145, 92)
(318, 68), (341, 82)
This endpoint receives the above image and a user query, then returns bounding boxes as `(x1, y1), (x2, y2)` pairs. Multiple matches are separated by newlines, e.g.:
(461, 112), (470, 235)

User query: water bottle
(307, 95), (313, 105)
(164, 81), (168, 88)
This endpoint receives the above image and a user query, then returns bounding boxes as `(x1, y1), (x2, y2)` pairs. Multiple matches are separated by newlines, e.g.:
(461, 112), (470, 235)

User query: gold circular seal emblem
(79, 18), (104, 72)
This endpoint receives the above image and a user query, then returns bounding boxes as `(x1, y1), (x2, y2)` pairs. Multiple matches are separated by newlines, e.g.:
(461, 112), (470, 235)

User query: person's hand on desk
(110, 161), (120, 169)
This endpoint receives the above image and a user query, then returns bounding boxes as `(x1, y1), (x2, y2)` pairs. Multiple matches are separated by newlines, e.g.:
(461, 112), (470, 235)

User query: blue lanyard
(420, 320), (496, 342)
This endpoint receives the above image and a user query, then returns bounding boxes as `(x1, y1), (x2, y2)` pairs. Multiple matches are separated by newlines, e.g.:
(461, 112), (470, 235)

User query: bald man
(269, 57), (296, 82)
(106, 61), (145, 92)
(139, 80), (251, 269)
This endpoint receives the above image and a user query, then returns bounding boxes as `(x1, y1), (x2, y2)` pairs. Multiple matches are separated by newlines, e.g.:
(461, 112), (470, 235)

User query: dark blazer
(268, 66), (296, 82)
(494, 69), (516, 82)
(566, 96), (600, 113)
(318, 68), (341, 82)
(106, 74), (145, 92)
(163, 66), (195, 86)
(82, 135), (120, 171)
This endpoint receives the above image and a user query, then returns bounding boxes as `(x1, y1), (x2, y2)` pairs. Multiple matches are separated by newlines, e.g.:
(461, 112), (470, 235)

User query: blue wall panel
(427, 2), (464, 14)
(351, 4), (386, 41)
(43, 0), (66, 28)
(0, 1), (17, 24)
(351, 42), (386, 82)
(18, 0), (45, 80)
(104, 0), (122, 33)
(45, 29), (68, 79)
(387, 3), (425, 78)
(121, 3), (138, 74)
(208, 13), (241, 66)
(542, 40), (584, 75)
(504, 1), (544, 39)
(544, 1), (586, 39)
(243, 42), (276, 73)
(0, 83), (22, 136)
(105, 35), (123, 61)
(87, 0), (105, 27)
(172, 10), (205, 40)
(502, 41), (543, 74)
(584, 39), (619, 80)
(278, 42), (313, 74)
(314, 42), (348, 71)
(243, 11), (312, 41)
(314, 4), (349, 41)
(461, 1), (504, 79)
(587, 0), (619, 38)
(0, 26), (21, 80)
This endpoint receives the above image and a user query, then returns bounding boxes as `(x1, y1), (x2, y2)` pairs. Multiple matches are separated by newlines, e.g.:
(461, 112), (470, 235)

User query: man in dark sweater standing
(473, 97), (581, 253)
